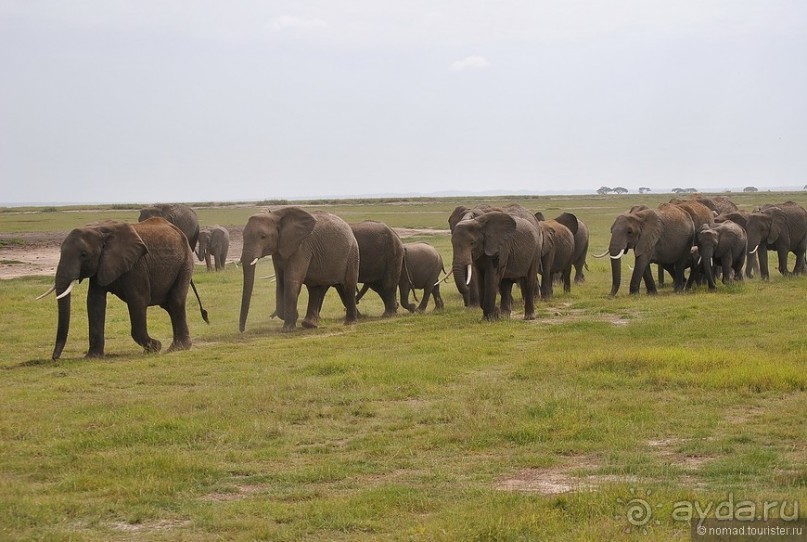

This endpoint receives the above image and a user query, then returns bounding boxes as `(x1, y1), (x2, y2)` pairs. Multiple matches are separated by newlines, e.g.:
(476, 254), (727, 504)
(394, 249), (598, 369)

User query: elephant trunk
(52, 275), (75, 360)
(609, 257), (622, 297)
(239, 260), (256, 332)
(701, 247), (716, 289)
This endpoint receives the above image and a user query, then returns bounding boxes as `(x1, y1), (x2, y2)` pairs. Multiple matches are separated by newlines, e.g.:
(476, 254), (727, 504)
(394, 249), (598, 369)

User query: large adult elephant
(535, 212), (577, 299)
(744, 203), (807, 279)
(690, 222), (747, 290)
(694, 196), (738, 216)
(398, 242), (445, 313)
(448, 203), (539, 307)
(139, 203), (199, 250)
(239, 207), (359, 332)
(602, 203), (695, 295)
(351, 220), (405, 317)
(37, 218), (207, 360)
(451, 211), (542, 320)
(196, 225), (230, 271)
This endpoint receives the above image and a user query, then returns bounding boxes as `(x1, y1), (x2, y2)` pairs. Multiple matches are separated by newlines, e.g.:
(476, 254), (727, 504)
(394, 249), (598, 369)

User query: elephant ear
(533, 211), (545, 222)
(634, 209), (661, 258)
(275, 207), (317, 259)
(553, 212), (578, 235)
(766, 207), (788, 244)
(477, 212), (517, 257)
(95, 222), (148, 286)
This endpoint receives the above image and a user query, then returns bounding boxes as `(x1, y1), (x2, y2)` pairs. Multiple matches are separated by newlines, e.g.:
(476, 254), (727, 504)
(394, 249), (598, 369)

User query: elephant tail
(190, 279), (210, 324)
(403, 254), (419, 303)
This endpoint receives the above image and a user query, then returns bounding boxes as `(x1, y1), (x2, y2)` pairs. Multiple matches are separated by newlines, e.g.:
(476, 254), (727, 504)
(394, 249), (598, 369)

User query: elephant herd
(36, 197), (807, 360)
(600, 196), (807, 296)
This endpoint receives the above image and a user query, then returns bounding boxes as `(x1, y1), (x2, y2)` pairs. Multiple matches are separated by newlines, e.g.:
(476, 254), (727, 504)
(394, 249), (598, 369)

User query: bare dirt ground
(0, 227), (447, 280)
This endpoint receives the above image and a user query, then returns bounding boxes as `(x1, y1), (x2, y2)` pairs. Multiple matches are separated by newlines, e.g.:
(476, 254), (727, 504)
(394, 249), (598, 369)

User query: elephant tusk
(697, 257), (702, 266)
(465, 264), (473, 286)
(434, 269), (454, 287)
(609, 249), (626, 260)
(35, 285), (56, 300)
(592, 249), (610, 259)
(55, 280), (77, 300)
(250, 257), (260, 266)
(749, 245), (758, 255)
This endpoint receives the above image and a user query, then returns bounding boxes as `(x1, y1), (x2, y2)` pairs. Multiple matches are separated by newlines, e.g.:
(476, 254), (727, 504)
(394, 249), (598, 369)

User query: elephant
(688, 222), (747, 290)
(693, 196), (739, 216)
(448, 203), (539, 307)
(451, 211), (542, 320)
(714, 210), (760, 279)
(196, 225), (230, 272)
(654, 200), (713, 287)
(239, 207), (359, 332)
(138, 203), (200, 250)
(601, 203), (695, 296)
(535, 213), (577, 299)
(37, 217), (208, 360)
(351, 221), (405, 317)
(743, 203), (807, 280)
(535, 211), (590, 284)
(398, 242), (445, 312)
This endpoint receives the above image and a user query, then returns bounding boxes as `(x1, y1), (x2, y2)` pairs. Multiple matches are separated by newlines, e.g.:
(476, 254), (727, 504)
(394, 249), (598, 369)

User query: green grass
(1, 193), (805, 541)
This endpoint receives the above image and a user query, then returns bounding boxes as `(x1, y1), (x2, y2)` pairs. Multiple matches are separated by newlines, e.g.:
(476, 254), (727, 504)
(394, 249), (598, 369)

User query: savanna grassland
(0, 193), (805, 541)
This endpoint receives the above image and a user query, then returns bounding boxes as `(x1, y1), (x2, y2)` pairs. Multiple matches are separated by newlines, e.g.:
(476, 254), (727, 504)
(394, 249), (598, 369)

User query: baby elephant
(399, 242), (445, 312)
(196, 226), (230, 271)
(690, 221), (747, 290)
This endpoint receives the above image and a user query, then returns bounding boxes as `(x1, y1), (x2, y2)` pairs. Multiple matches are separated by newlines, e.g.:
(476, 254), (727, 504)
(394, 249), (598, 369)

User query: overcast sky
(2, 1), (806, 204)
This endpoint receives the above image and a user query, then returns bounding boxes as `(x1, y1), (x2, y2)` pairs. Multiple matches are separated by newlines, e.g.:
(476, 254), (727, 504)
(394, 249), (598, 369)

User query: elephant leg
(499, 280), (514, 319)
(128, 302), (161, 353)
(432, 284), (444, 310)
(380, 285), (398, 318)
(562, 269), (572, 293)
(758, 248), (770, 280)
(398, 283), (415, 313)
(86, 283), (107, 358)
(777, 247), (791, 276)
(334, 283), (358, 325)
(521, 272), (537, 321)
(281, 279), (302, 331)
(630, 258), (649, 294)
(205, 253), (213, 272)
(302, 285), (327, 328)
(164, 289), (191, 352)
(671, 261), (687, 293)
(356, 283), (372, 304)
(573, 262), (585, 284)
(657, 265), (665, 288)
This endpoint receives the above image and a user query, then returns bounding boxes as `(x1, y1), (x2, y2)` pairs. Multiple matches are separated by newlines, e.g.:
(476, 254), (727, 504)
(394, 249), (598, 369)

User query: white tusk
(55, 280), (77, 300)
(609, 249), (626, 260)
(749, 245), (758, 255)
(434, 269), (454, 287)
(35, 285), (56, 300)
(250, 257), (259, 266)
(592, 250), (610, 258)
(465, 264), (473, 286)
(697, 257), (702, 266)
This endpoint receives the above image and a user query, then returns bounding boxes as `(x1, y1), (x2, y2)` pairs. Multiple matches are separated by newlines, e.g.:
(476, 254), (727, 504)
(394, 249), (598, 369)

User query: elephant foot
(167, 339), (192, 352)
(281, 323), (297, 332)
(143, 339), (162, 354)
(301, 319), (318, 329)
(343, 316), (357, 326)
(85, 350), (105, 359)
(524, 312), (536, 321)
(381, 310), (397, 318)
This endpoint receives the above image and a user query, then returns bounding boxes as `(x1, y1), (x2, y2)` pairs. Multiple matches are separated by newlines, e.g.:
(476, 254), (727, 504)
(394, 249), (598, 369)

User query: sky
(1, 1), (806, 204)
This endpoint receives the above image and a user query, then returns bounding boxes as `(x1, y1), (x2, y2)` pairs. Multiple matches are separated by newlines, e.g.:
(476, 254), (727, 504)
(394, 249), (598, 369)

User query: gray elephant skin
(239, 207), (359, 332)
(399, 242), (445, 313)
(689, 221), (747, 290)
(196, 225), (230, 271)
(139, 203), (200, 250)
(744, 202), (807, 279)
(451, 211), (542, 320)
(41, 217), (206, 360)
(351, 221), (405, 317)
(535, 212), (578, 299)
(448, 203), (539, 307)
(605, 203), (695, 295)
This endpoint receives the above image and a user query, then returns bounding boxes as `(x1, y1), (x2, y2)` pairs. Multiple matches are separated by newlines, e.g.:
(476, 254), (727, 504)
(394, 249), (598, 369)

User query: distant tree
(743, 186), (759, 192)
(596, 186), (612, 195)
(613, 187), (629, 194)
(684, 188), (698, 194)
(639, 187), (651, 194)
(672, 188), (685, 194)
(803, 184), (807, 190)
